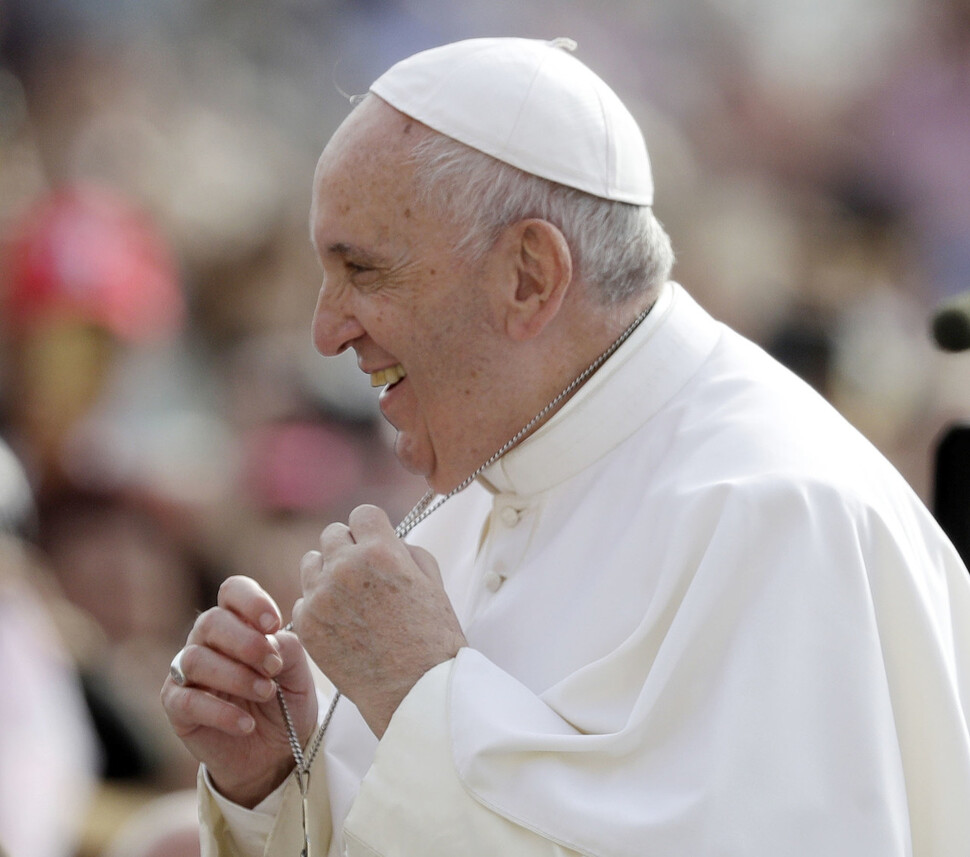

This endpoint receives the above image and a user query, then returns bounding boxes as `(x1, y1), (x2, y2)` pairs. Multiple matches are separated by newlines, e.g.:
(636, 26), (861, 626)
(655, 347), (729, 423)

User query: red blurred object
(243, 420), (365, 513)
(4, 184), (184, 343)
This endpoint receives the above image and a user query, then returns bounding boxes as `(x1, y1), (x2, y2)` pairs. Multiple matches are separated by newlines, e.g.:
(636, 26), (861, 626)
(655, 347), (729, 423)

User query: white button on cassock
(483, 570), (505, 592)
(500, 506), (521, 527)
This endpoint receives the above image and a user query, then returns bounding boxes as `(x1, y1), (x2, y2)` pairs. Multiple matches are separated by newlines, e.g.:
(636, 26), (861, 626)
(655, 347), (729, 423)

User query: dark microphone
(932, 291), (970, 352)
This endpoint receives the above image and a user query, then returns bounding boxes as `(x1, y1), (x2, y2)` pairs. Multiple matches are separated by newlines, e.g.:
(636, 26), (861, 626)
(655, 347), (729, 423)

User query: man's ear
(503, 219), (573, 342)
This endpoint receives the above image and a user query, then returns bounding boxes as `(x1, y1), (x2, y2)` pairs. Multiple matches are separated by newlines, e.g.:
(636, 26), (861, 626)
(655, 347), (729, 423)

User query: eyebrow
(325, 242), (387, 267)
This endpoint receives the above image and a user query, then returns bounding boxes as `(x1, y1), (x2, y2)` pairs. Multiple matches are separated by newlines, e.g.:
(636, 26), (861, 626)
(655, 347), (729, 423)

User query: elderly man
(162, 38), (970, 857)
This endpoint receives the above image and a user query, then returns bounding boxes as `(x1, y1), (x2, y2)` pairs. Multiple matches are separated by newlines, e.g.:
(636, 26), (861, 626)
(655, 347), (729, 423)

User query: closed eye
(344, 260), (382, 289)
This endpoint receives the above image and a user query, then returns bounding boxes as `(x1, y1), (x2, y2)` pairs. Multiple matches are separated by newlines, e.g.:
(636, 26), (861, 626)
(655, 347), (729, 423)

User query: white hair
(407, 129), (675, 305)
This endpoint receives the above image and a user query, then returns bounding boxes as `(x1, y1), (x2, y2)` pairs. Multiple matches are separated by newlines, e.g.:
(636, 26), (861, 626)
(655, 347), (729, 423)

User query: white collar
(479, 282), (720, 496)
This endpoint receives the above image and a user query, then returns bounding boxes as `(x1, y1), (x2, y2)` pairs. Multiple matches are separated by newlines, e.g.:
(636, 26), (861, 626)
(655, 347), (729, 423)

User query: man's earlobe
(506, 220), (573, 341)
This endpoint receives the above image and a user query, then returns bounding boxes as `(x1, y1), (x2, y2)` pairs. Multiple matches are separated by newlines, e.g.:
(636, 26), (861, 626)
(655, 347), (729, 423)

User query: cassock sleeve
(194, 659), (579, 857)
(342, 659), (583, 857)
(197, 750), (333, 857)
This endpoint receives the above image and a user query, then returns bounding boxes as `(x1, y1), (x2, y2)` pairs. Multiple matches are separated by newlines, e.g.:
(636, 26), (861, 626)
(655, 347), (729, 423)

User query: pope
(161, 37), (970, 857)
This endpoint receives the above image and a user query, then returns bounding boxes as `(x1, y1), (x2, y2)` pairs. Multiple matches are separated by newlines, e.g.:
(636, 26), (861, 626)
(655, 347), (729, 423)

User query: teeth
(370, 364), (407, 388)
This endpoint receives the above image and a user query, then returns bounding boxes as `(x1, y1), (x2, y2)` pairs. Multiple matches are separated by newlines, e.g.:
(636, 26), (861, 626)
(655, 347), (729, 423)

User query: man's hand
(293, 504), (467, 738)
(161, 576), (318, 807)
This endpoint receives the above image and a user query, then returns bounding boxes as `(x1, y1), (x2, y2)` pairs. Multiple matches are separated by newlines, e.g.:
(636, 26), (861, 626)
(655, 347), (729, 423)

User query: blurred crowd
(1, 0), (969, 855)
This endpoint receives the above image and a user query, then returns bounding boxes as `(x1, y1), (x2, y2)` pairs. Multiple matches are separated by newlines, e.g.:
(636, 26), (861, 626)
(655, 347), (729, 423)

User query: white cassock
(201, 282), (970, 857)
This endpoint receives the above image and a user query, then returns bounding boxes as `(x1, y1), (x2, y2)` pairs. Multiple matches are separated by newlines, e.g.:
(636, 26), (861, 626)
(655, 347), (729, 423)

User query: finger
(300, 550), (322, 590)
(217, 575), (283, 634)
(163, 683), (257, 737)
(319, 521), (354, 556)
(406, 543), (444, 586)
(272, 628), (312, 695)
(289, 599), (319, 661)
(290, 597), (306, 638)
(347, 504), (395, 541)
(189, 608), (283, 678)
(170, 642), (278, 703)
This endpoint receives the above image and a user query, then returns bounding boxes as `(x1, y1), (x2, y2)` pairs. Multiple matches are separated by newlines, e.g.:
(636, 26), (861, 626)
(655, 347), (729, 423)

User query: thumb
(273, 627), (312, 695)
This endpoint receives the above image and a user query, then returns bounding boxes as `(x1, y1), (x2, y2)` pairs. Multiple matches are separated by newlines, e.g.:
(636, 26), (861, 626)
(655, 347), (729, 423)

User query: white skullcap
(370, 37), (654, 206)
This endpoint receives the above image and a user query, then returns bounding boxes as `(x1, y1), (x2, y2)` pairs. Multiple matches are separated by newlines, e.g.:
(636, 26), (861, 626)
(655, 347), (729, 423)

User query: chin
(393, 431), (435, 482)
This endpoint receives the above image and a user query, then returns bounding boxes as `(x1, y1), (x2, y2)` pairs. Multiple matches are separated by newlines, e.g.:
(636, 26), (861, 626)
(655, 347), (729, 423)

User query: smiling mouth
(370, 364), (407, 388)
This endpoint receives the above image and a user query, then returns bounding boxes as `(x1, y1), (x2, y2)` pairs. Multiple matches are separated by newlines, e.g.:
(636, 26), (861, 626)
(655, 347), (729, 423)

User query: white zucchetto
(370, 37), (654, 206)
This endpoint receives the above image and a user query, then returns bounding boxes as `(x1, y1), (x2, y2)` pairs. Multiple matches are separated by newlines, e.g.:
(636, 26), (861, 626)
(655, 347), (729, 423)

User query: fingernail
(262, 653), (283, 676)
(254, 678), (275, 699)
(238, 714), (255, 733)
(259, 612), (278, 632)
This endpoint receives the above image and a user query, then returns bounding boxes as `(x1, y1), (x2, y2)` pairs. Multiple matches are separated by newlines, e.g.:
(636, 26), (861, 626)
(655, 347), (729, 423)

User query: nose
(311, 281), (366, 356)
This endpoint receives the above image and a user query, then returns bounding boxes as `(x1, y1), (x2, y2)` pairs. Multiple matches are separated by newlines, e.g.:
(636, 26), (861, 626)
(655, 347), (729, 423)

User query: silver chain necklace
(275, 298), (653, 855)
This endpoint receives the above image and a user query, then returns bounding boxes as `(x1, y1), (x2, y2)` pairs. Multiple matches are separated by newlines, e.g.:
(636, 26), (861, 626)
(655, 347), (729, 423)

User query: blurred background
(1, 0), (969, 854)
